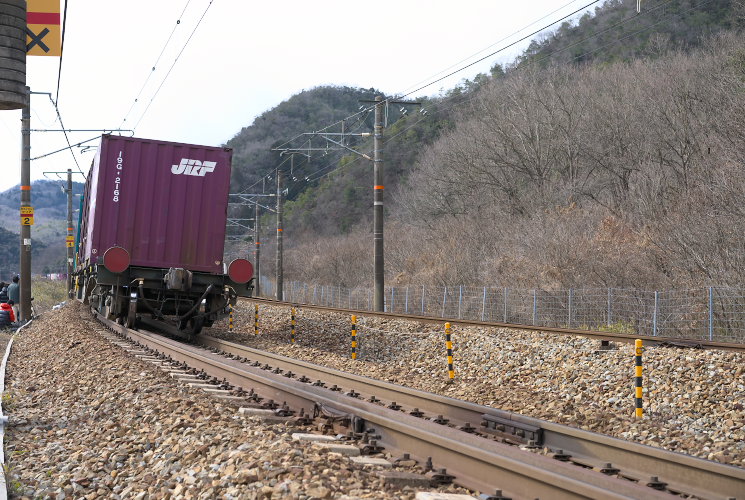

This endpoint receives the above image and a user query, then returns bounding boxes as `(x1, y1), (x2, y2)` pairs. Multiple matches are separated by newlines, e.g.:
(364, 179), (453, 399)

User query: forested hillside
(0, 180), (82, 276)
(520, 0), (743, 66)
(248, 0), (745, 290)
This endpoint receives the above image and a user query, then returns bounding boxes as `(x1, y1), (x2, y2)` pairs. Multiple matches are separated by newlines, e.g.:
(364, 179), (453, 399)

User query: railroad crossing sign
(20, 206), (34, 226)
(26, 0), (61, 57)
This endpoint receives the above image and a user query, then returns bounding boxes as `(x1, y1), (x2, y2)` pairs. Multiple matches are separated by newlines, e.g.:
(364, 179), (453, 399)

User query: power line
(393, 0), (586, 98)
(119, 0), (193, 128)
(54, 0), (69, 105)
(397, 0), (602, 100)
(274, 1), (602, 155)
(291, 0), (700, 185)
(132, 0), (215, 131)
(530, 0), (678, 65)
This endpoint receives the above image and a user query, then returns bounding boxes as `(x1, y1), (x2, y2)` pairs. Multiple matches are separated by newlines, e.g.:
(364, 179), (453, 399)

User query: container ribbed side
(0, 0), (26, 110)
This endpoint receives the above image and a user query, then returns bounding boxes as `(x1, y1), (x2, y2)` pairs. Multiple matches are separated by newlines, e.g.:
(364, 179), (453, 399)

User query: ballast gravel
(2, 303), (474, 499)
(214, 301), (745, 468)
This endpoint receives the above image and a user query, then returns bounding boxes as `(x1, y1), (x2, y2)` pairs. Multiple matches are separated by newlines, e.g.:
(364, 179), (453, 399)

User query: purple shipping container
(78, 135), (232, 274)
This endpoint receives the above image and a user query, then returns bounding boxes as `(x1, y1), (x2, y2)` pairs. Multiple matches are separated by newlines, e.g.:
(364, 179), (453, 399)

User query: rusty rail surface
(95, 312), (745, 499)
(242, 297), (745, 351)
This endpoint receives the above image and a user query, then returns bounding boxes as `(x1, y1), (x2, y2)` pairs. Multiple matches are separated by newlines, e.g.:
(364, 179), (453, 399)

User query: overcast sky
(0, 0), (601, 192)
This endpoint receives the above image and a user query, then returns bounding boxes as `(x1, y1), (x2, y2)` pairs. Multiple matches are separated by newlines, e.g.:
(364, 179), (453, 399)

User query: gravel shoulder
(2, 302), (474, 499)
(211, 301), (745, 468)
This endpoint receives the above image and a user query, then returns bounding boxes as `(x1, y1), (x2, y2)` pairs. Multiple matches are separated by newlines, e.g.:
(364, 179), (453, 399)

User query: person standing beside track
(7, 276), (19, 321)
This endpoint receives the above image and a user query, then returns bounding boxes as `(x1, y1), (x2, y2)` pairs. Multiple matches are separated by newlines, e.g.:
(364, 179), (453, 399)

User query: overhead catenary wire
(272, 0), (603, 172)
(132, 0), (215, 132)
(273, 1), (602, 154)
(47, 95), (84, 176)
(54, 0), (69, 106)
(393, 0), (587, 98)
(47, 0), (84, 176)
(119, 0), (193, 129)
(286, 0), (699, 185)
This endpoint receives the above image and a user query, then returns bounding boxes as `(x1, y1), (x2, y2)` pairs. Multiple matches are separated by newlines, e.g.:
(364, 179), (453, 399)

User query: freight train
(72, 135), (254, 338)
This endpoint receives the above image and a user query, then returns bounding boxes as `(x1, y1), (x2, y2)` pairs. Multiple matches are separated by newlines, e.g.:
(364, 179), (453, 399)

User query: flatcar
(73, 134), (253, 338)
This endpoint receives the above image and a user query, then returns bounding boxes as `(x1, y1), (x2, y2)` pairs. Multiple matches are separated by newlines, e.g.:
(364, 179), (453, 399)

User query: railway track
(94, 310), (745, 499)
(243, 297), (745, 351)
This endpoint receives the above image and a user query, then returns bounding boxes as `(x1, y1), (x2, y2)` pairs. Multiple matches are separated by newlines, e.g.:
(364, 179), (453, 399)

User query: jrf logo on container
(171, 159), (217, 177)
(113, 151), (123, 202)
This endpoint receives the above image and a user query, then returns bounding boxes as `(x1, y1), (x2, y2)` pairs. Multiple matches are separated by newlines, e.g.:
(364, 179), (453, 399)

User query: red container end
(103, 246), (130, 273)
(77, 135), (232, 274)
(228, 259), (253, 284)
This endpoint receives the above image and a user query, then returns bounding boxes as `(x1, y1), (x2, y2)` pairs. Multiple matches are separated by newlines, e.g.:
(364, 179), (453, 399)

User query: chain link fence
(257, 279), (745, 343)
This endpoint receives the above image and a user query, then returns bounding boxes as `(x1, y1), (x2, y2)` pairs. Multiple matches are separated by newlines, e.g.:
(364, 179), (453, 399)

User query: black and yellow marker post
(445, 322), (454, 380)
(254, 304), (259, 335)
(351, 315), (358, 360)
(291, 307), (296, 344)
(229, 304), (234, 333)
(635, 339), (643, 418)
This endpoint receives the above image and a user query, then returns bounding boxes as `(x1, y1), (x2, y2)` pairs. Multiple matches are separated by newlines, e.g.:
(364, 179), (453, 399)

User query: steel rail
(95, 313), (674, 499)
(242, 297), (745, 351)
(197, 334), (745, 500)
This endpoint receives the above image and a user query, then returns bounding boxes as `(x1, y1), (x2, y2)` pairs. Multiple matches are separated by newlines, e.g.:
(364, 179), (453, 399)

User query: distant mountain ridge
(0, 179), (84, 276)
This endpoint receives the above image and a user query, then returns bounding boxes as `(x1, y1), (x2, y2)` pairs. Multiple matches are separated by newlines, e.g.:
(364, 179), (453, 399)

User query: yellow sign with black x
(26, 0), (61, 57)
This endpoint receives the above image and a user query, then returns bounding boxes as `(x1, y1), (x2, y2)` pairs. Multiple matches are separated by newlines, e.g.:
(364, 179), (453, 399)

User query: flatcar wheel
(190, 316), (205, 336)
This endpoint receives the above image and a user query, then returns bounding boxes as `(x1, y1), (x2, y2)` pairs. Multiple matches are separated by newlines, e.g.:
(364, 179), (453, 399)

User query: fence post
(653, 291), (659, 336)
(441, 287), (447, 317)
(532, 289), (537, 326)
(351, 315), (358, 360)
(445, 322), (454, 381)
(568, 288), (573, 328)
(313, 285), (317, 304)
(229, 304), (234, 333)
(457, 286), (463, 319)
(503, 287), (508, 323)
(254, 304), (259, 335)
(291, 307), (296, 344)
(421, 285), (426, 314)
(635, 339), (643, 418)
(405, 287), (409, 314)
(708, 287), (713, 341)
(481, 286), (487, 321)
(391, 287), (395, 313)
(607, 288), (612, 327)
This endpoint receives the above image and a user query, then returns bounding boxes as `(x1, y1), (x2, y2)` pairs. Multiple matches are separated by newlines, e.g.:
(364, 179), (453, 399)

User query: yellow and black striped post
(291, 307), (296, 344)
(445, 322), (454, 380)
(635, 339), (643, 418)
(254, 304), (259, 335)
(351, 315), (358, 360)
(228, 304), (234, 332)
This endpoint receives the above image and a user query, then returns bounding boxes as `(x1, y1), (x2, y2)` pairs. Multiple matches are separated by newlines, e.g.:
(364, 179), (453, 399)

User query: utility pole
(254, 200), (261, 297)
(276, 167), (284, 301)
(20, 86), (31, 321)
(272, 95), (420, 313)
(66, 168), (73, 297)
(373, 96), (384, 312)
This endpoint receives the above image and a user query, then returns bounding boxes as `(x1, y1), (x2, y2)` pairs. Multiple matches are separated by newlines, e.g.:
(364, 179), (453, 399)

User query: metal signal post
(254, 200), (261, 297)
(66, 168), (73, 296)
(276, 167), (284, 301)
(20, 86), (31, 321)
(273, 95), (420, 313)
(373, 96), (384, 312)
